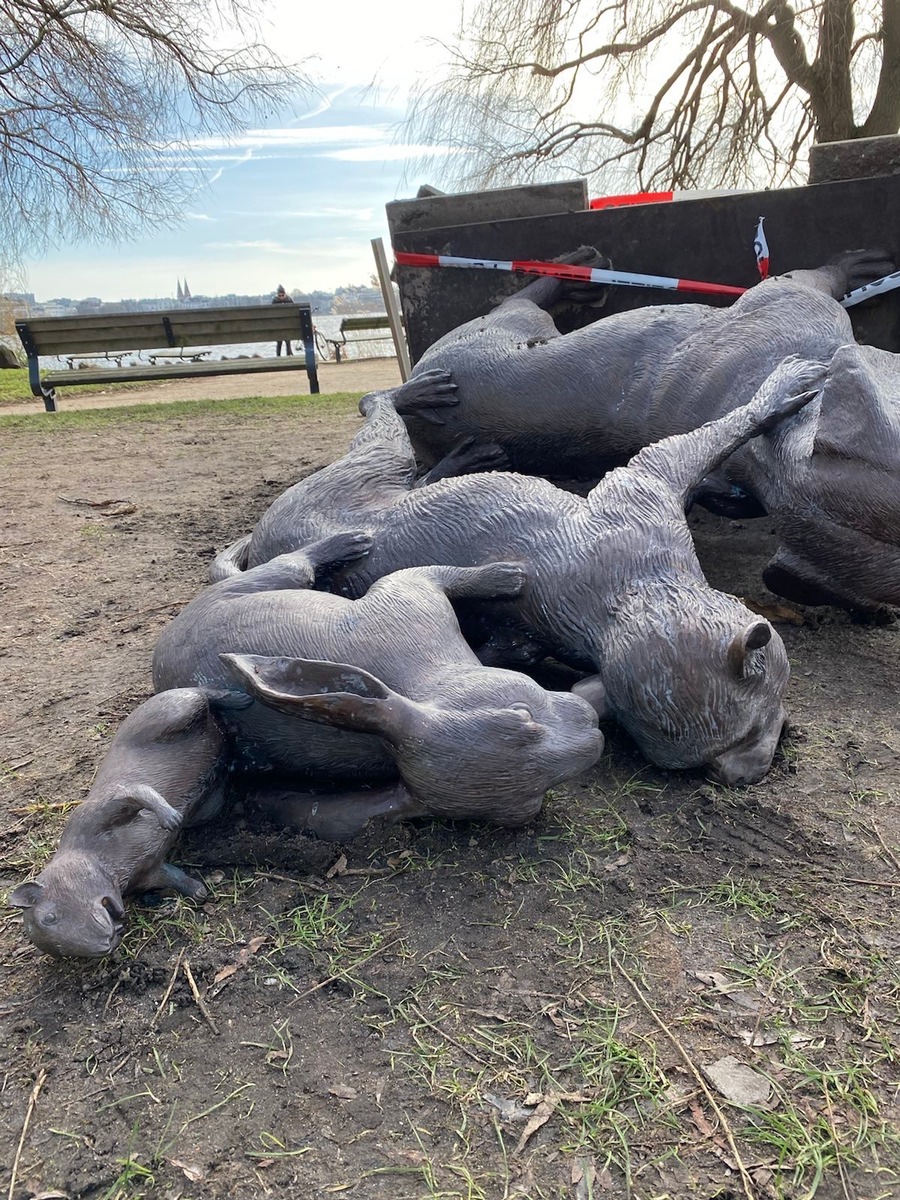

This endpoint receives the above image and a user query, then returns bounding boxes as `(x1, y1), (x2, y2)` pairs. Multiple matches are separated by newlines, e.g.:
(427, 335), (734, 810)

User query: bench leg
(42, 386), (57, 413)
(297, 307), (320, 394)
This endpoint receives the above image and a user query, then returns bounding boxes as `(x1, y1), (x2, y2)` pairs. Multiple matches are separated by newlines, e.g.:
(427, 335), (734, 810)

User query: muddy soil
(1, 394), (899, 1200)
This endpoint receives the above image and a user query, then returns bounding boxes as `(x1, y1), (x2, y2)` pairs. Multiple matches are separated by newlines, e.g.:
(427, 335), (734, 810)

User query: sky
(21, 0), (465, 303)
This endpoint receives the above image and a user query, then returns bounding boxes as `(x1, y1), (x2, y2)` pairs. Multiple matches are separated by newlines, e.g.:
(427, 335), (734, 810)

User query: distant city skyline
(14, 280), (385, 313)
(20, 2), (466, 302)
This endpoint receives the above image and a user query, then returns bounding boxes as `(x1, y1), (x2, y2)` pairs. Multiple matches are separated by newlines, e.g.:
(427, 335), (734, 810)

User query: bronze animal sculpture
(210, 369), (502, 582)
(9, 689), (230, 958)
(211, 360), (823, 784)
(403, 248), (900, 611)
(155, 535), (604, 834)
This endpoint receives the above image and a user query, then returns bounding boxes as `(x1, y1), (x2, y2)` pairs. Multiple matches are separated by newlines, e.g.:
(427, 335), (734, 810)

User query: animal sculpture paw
(426, 435), (509, 481)
(751, 357), (826, 428)
(157, 805), (184, 832)
(308, 531), (373, 571)
(393, 369), (459, 417)
(475, 561), (529, 597)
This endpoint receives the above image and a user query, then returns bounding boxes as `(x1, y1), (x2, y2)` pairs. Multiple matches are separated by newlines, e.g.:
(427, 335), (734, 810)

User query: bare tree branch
(0, 0), (312, 262)
(407, 0), (899, 192)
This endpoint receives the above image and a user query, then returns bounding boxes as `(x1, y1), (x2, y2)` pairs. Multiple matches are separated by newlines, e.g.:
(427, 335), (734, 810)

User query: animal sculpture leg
(623, 357), (825, 503)
(213, 532), (372, 597)
(244, 779), (426, 840)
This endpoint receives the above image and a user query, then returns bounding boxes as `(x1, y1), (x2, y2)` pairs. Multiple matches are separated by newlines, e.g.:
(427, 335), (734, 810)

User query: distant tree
(409, 0), (900, 190)
(0, 0), (310, 262)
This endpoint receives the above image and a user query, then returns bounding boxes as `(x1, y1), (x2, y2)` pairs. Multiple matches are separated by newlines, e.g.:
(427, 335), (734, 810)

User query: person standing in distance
(271, 285), (294, 356)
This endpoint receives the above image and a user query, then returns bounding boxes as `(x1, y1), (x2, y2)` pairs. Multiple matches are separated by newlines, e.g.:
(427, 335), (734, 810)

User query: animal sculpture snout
(705, 713), (787, 786)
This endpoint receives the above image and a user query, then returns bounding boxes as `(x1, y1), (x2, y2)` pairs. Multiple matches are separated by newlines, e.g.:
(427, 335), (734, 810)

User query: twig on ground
(255, 870), (342, 895)
(288, 935), (403, 1006)
(152, 949), (185, 1025)
(8, 1068), (47, 1200)
(112, 600), (191, 624)
(406, 1002), (492, 1068)
(614, 957), (757, 1200)
(842, 877), (900, 888)
(870, 822), (900, 876)
(102, 979), (122, 1017)
(183, 959), (220, 1035)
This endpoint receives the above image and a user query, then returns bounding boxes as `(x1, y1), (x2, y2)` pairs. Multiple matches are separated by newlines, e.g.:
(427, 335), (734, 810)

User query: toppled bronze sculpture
(10, 689), (230, 957)
(158, 537), (604, 835)
(403, 248), (900, 612)
(212, 360), (822, 784)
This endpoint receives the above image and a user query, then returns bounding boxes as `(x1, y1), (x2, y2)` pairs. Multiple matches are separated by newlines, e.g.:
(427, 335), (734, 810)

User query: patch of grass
(241, 1019), (295, 1075)
(119, 897), (213, 959)
(0, 388), (363, 431)
(740, 1049), (900, 1200)
(100, 1140), (155, 1200)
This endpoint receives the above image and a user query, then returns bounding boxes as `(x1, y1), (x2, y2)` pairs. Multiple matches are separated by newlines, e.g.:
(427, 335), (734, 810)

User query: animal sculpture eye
(41, 912), (58, 926)
(509, 703), (533, 718)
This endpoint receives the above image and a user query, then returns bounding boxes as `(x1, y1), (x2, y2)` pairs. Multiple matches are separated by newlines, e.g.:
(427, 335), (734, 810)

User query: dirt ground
(1, 381), (899, 1200)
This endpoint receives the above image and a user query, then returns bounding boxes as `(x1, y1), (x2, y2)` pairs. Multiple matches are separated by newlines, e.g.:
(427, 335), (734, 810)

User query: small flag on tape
(754, 217), (770, 280)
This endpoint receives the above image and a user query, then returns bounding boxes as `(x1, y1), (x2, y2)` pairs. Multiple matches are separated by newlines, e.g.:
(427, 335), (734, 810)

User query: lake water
(39, 314), (397, 371)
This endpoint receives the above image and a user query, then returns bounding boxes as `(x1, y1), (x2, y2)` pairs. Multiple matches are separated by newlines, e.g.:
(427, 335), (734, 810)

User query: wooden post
(371, 237), (411, 381)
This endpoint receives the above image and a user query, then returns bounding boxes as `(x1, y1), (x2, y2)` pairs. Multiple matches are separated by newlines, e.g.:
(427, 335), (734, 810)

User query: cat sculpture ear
(727, 622), (771, 677)
(8, 881), (44, 908)
(220, 653), (419, 741)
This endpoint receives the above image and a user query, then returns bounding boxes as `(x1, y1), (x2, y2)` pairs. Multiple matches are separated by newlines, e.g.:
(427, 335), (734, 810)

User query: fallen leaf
(703, 1055), (772, 1106)
(209, 935), (268, 994)
(693, 970), (760, 1013)
(328, 1083), (358, 1100)
(326, 854), (348, 879)
(688, 1099), (737, 1169)
(737, 1029), (779, 1047)
(515, 1098), (557, 1153)
(483, 1091), (534, 1123)
(169, 1157), (205, 1182)
(741, 597), (804, 625)
(513, 1090), (594, 1153)
(470, 1007), (511, 1022)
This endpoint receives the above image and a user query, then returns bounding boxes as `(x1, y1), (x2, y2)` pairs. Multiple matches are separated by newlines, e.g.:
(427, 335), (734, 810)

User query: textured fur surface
(9, 689), (227, 957)
(210, 361), (821, 783)
(404, 250), (900, 610)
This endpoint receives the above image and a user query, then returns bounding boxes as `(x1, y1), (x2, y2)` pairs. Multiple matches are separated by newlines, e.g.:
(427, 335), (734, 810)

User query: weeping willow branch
(408, 0), (900, 192)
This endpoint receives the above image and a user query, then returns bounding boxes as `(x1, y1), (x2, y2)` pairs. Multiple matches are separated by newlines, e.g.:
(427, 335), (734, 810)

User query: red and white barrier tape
(394, 251), (745, 299)
(841, 270), (900, 308)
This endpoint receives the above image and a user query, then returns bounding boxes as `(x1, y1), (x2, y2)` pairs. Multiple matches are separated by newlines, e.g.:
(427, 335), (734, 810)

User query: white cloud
(322, 143), (461, 162)
(184, 125), (390, 152)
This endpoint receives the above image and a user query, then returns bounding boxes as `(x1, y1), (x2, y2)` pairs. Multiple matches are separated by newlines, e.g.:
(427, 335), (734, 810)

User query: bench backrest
(338, 315), (390, 334)
(16, 304), (313, 357)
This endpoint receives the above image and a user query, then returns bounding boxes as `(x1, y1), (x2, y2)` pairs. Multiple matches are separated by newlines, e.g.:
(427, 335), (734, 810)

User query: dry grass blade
(183, 958), (220, 1035)
(152, 948), (185, 1025)
(614, 957), (757, 1200)
(8, 1067), (47, 1200)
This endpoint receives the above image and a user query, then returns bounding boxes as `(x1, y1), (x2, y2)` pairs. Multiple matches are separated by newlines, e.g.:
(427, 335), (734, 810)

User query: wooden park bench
(16, 303), (320, 412)
(317, 314), (392, 363)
